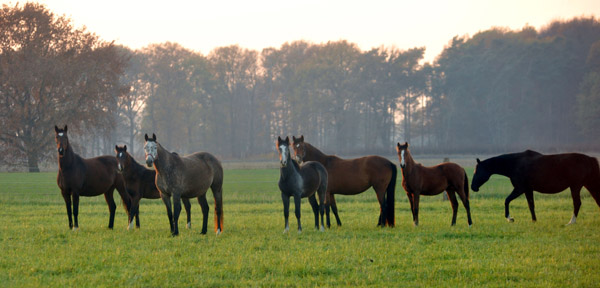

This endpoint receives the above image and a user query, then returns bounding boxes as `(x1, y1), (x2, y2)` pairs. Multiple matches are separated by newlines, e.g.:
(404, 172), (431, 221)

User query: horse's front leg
(61, 190), (73, 229)
(294, 193), (302, 233)
(161, 193), (175, 235)
(504, 188), (524, 222)
(282, 193), (290, 233)
(413, 192), (420, 226)
(308, 194), (320, 230)
(524, 189), (536, 222)
(330, 194), (342, 227)
(172, 193), (182, 236)
(406, 191), (415, 223)
(182, 198), (192, 229)
(567, 186), (582, 225)
(447, 190), (459, 226)
(72, 192), (81, 230)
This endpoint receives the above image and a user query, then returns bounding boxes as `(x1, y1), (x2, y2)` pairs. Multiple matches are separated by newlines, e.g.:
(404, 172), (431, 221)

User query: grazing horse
(472, 150), (600, 224)
(396, 142), (473, 227)
(54, 125), (130, 230)
(144, 133), (224, 236)
(277, 136), (327, 233)
(291, 135), (396, 227)
(115, 145), (192, 230)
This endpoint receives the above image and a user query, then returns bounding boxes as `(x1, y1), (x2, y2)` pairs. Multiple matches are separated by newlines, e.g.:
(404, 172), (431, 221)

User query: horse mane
(304, 142), (332, 161)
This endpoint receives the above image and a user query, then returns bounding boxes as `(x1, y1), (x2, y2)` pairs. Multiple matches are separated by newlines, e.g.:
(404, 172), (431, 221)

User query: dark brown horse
(144, 133), (224, 236)
(396, 142), (472, 227)
(55, 125), (130, 230)
(277, 136), (327, 233)
(472, 150), (600, 224)
(115, 145), (191, 230)
(291, 135), (396, 227)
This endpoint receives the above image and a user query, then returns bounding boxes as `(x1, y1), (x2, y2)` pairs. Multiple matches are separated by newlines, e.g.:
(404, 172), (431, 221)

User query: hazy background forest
(2, 3), (600, 172)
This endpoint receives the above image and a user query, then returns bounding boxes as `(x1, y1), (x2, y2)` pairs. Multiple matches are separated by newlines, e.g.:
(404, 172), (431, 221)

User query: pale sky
(5, 0), (600, 62)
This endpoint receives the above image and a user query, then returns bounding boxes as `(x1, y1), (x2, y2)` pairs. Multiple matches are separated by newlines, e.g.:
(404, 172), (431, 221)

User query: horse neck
(402, 150), (419, 175)
(484, 154), (518, 177)
(153, 143), (174, 173)
(126, 156), (146, 178)
(304, 143), (328, 162)
(58, 143), (78, 170)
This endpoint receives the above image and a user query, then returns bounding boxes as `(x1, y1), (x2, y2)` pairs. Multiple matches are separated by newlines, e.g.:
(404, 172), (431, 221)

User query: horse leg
(317, 183), (327, 231)
(127, 193), (141, 230)
(447, 190), (459, 226)
(61, 190), (73, 229)
(161, 193), (175, 235)
(212, 186), (224, 235)
(103, 191), (116, 230)
(282, 193), (290, 233)
(172, 193), (182, 236)
(294, 194), (302, 233)
(524, 189), (536, 222)
(413, 192), (420, 226)
(457, 190), (473, 227)
(330, 194), (342, 227)
(183, 198), (192, 229)
(406, 192), (415, 223)
(198, 195), (209, 235)
(567, 186), (582, 225)
(375, 189), (386, 227)
(505, 188), (524, 222)
(324, 192), (332, 228)
(308, 194), (319, 230)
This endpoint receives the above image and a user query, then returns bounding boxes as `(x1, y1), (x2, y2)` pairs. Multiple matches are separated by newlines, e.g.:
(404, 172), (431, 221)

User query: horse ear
(64, 125), (67, 132)
(300, 135), (304, 141)
(55, 125), (59, 133)
(115, 145), (119, 152)
(152, 133), (156, 141)
(476, 158), (481, 164)
(144, 134), (149, 141)
(285, 136), (289, 144)
(404, 142), (409, 147)
(292, 136), (296, 141)
(123, 145), (127, 152)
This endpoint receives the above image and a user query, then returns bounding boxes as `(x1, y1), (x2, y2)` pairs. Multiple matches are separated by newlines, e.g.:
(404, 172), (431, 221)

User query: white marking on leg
(506, 215), (514, 222)
(128, 221), (134, 230)
(186, 222), (191, 229)
(72, 227), (79, 232)
(567, 214), (576, 225)
(283, 226), (289, 234)
(216, 228), (221, 235)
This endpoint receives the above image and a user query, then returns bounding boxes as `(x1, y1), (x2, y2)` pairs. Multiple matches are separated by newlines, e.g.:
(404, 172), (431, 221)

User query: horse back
(178, 152), (223, 196)
(325, 155), (393, 194)
(80, 156), (123, 196)
(406, 162), (464, 195)
(526, 153), (596, 193)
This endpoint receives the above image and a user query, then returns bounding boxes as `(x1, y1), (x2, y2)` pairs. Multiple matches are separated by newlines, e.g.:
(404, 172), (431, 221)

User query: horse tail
(464, 170), (470, 199)
(385, 162), (397, 227)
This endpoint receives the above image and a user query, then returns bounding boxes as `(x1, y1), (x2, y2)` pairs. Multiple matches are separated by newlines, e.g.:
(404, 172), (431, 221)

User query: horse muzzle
(471, 184), (479, 192)
(145, 156), (154, 167)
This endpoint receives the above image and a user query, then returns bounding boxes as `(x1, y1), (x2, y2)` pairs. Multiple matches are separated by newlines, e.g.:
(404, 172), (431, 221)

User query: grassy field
(1, 168), (599, 287)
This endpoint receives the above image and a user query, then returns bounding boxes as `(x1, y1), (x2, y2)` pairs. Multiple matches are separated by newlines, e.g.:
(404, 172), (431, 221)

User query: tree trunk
(27, 151), (40, 173)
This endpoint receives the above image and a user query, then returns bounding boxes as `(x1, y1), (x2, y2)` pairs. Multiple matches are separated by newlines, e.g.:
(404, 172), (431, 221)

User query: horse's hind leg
(406, 192), (415, 223)
(447, 190), (459, 226)
(308, 194), (320, 230)
(412, 193), (421, 226)
(329, 194), (342, 227)
(567, 186), (582, 225)
(457, 190), (473, 227)
(183, 198), (192, 229)
(211, 185), (224, 235)
(198, 195), (209, 234)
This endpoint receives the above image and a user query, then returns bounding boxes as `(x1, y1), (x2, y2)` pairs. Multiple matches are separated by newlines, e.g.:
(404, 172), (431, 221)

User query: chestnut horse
(291, 135), (396, 227)
(144, 133), (224, 236)
(396, 142), (473, 227)
(472, 150), (600, 224)
(54, 125), (130, 230)
(277, 136), (327, 233)
(115, 145), (191, 230)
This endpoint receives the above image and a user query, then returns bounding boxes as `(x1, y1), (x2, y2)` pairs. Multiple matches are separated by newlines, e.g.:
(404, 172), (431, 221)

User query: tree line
(1, 3), (599, 172)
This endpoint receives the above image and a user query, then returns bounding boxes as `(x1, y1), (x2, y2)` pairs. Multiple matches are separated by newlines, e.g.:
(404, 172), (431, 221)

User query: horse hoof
(320, 226), (325, 232)
(216, 228), (221, 236)
(186, 222), (191, 229)
(468, 224), (472, 228)
(72, 227), (79, 232)
(283, 228), (289, 234)
(507, 217), (514, 223)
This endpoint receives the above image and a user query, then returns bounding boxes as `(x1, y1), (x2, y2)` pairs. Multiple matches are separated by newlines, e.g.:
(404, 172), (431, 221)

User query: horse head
(115, 145), (130, 173)
(144, 133), (158, 168)
(54, 125), (69, 157)
(291, 135), (305, 163)
(471, 158), (490, 192)
(396, 142), (409, 168)
(276, 136), (290, 167)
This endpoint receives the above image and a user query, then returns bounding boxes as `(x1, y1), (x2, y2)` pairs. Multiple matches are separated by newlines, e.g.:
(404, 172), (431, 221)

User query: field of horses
(1, 168), (599, 287)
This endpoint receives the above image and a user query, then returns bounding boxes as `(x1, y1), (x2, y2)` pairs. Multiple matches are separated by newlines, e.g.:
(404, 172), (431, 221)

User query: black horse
(277, 136), (327, 233)
(55, 125), (130, 230)
(472, 150), (600, 224)
(115, 145), (191, 230)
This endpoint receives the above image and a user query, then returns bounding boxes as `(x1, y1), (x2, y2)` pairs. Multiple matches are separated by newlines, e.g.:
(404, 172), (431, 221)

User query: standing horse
(144, 133), (224, 236)
(277, 136), (327, 233)
(291, 135), (396, 227)
(396, 142), (473, 227)
(54, 125), (130, 230)
(472, 150), (600, 224)
(115, 145), (192, 230)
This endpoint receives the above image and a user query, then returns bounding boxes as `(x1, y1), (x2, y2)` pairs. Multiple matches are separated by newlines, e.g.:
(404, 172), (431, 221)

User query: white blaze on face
(279, 145), (288, 166)
(400, 150), (405, 167)
(58, 132), (64, 136)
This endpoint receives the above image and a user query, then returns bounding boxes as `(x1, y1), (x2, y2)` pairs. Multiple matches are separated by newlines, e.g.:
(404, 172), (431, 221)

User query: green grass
(1, 168), (599, 287)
